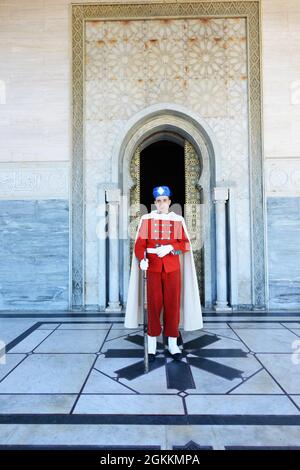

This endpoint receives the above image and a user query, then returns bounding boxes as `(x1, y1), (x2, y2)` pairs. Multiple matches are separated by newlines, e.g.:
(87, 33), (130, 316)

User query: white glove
(139, 258), (149, 270)
(156, 244), (174, 258)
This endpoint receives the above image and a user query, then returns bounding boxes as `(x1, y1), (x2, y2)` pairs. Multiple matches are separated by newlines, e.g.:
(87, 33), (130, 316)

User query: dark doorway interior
(140, 140), (185, 215)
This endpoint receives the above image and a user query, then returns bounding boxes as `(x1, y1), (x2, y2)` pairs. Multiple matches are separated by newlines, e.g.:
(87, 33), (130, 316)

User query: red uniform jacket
(134, 216), (190, 273)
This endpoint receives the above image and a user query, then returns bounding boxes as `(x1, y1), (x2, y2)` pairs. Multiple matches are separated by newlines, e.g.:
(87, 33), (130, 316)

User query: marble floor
(0, 312), (300, 450)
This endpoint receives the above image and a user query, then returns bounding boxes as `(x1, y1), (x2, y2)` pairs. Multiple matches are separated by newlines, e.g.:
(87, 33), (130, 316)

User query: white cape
(124, 210), (203, 331)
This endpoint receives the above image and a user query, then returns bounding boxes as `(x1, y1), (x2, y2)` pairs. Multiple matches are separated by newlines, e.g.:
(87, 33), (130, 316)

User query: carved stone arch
(115, 104), (218, 307)
(71, 1), (266, 311)
(128, 136), (204, 302)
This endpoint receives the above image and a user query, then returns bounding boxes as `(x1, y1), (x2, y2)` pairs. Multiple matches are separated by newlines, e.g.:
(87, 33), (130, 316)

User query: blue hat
(153, 186), (172, 198)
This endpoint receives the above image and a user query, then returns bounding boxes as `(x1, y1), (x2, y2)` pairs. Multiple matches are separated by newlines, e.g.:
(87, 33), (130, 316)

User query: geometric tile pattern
(72, 2), (266, 311)
(1, 320), (300, 420)
(85, 16), (251, 304)
(1, 316), (300, 448)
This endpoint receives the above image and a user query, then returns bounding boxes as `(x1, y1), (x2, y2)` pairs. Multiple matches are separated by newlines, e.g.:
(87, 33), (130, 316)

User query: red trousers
(146, 266), (181, 337)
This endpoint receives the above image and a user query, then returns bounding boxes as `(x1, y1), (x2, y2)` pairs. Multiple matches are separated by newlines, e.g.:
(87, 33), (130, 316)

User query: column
(105, 188), (122, 312)
(97, 184), (107, 311)
(213, 187), (231, 312)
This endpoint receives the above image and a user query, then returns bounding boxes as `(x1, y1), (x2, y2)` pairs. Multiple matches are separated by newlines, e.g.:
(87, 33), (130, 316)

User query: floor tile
(229, 369), (284, 394)
(74, 394), (185, 415)
(37, 324), (61, 330)
(9, 330), (53, 353)
(185, 395), (299, 415)
(230, 322), (284, 329)
(256, 353), (300, 394)
(0, 424), (165, 447)
(0, 394), (76, 414)
(0, 354), (26, 381)
(34, 329), (108, 353)
(290, 396), (300, 409)
(82, 369), (136, 394)
(58, 323), (112, 330)
(231, 328), (298, 352)
(0, 354), (95, 394)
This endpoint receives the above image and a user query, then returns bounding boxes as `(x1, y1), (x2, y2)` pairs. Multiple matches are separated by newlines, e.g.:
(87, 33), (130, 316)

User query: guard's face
(155, 196), (171, 214)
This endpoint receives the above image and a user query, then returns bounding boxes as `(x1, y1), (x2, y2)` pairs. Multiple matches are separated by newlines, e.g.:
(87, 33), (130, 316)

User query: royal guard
(125, 185), (203, 361)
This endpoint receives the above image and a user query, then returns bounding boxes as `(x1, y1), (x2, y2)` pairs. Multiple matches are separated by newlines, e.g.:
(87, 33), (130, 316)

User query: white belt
(146, 247), (159, 254)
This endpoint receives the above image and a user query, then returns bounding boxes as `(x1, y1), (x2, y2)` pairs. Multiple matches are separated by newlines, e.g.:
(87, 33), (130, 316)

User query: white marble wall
(0, 162), (69, 200)
(262, 0), (300, 197)
(262, 0), (300, 309)
(0, 0), (70, 164)
(1, 0), (298, 180)
(0, 0), (299, 310)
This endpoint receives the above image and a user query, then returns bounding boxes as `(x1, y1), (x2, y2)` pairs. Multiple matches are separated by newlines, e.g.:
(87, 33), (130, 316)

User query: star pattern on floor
(103, 333), (246, 391)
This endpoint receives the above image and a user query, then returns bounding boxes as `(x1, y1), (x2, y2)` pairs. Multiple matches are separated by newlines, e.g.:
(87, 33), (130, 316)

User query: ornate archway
(129, 137), (205, 304)
(72, 2), (266, 311)
(116, 104), (218, 308)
